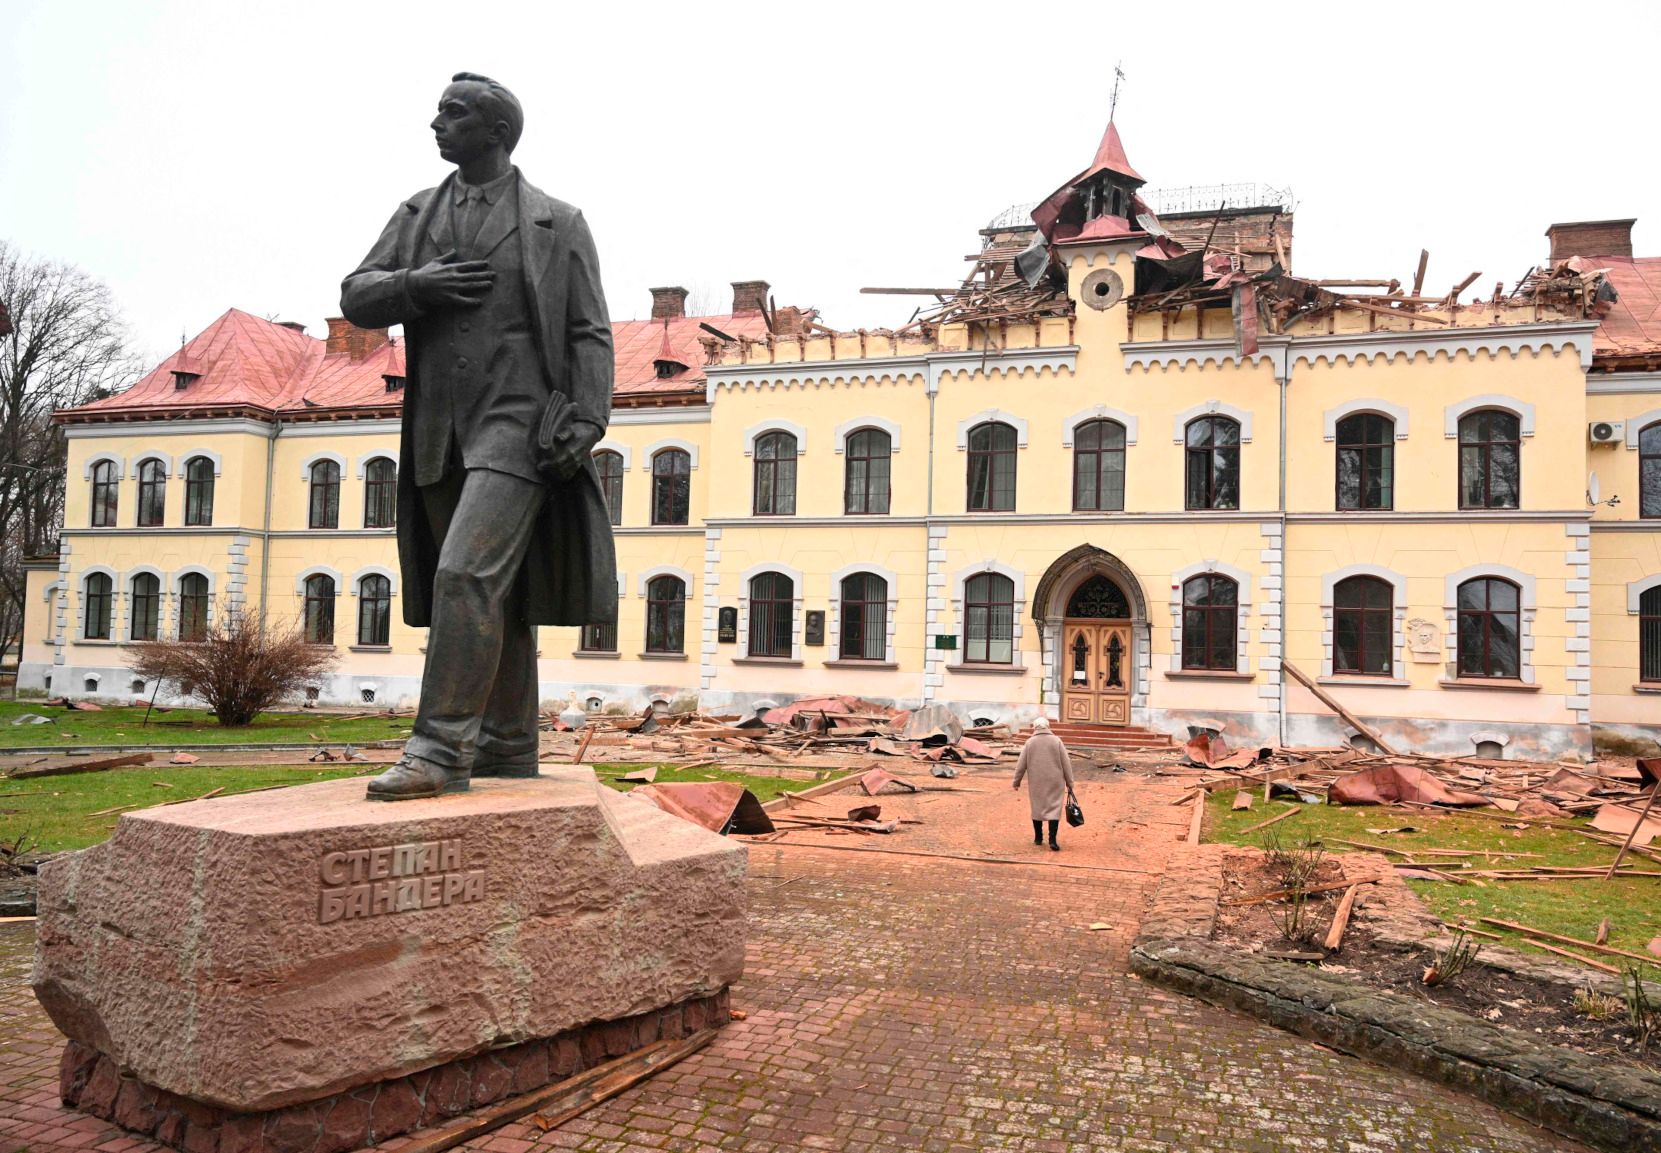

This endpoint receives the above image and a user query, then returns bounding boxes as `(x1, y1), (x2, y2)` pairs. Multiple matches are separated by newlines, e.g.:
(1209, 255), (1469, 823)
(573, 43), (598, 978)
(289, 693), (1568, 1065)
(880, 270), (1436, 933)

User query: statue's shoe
(472, 760), (539, 779)
(365, 757), (470, 801)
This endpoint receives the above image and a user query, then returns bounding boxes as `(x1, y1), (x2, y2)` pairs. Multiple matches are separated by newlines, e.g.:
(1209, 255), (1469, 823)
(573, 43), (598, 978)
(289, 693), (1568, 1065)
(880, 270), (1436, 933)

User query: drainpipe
(256, 415), (281, 637)
(925, 366), (937, 517)
(1276, 346), (1290, 748)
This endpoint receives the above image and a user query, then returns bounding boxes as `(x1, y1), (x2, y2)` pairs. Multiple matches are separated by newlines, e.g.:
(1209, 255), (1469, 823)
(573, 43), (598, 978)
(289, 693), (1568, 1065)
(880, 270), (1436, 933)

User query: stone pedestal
(32, 769), (746, 1151)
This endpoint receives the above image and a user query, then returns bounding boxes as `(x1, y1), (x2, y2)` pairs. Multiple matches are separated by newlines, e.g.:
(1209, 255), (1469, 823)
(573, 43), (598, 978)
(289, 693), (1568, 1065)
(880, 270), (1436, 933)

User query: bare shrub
(1422, 929), (1482, 987)
(1270, 885), (1319, 944)
(128, 603), (337, 726)
(1625, 965), (1660, 1051)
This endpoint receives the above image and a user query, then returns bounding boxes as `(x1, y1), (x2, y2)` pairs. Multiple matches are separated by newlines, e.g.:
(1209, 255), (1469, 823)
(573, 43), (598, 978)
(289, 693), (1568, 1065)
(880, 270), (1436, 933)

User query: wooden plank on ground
(1187, 792), (1205, 844)
(1478, 917), (1661, 966)
(1238, 806), (1301, 835)
(1323, 884), (1362, 951)
(11, 753), (152, 779)
(1279, 661), (1398, 755)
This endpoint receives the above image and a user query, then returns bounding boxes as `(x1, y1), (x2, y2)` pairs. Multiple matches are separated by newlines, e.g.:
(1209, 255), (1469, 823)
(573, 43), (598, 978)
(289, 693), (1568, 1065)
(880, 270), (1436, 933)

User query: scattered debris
(169, 752), (200, 765)
(617, 767), (657, 784)
(627, 782), (774, 835)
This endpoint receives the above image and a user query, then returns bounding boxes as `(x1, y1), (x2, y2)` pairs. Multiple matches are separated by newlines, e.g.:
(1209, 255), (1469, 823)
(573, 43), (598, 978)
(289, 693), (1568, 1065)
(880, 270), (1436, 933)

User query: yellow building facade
(25, 127), (1660, 759)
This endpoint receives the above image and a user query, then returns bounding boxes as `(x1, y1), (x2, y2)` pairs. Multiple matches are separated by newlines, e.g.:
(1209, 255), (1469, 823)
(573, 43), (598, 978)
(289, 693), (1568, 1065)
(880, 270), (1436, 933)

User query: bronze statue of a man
(341, 73), (616, 800)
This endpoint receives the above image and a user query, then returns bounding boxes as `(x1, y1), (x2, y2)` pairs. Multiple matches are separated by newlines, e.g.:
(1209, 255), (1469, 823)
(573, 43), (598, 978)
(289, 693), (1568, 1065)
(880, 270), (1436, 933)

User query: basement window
(360, 688), (376, 704)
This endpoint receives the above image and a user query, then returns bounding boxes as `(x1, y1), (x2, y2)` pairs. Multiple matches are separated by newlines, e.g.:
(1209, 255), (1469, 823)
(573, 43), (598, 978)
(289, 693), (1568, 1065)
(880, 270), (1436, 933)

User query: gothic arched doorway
(1034, 547), (1150, 726)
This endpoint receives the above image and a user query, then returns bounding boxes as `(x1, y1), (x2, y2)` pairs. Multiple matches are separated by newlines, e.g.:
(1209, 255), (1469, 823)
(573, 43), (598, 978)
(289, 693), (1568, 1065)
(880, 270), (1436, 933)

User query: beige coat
(1013, 731), (1076, 821)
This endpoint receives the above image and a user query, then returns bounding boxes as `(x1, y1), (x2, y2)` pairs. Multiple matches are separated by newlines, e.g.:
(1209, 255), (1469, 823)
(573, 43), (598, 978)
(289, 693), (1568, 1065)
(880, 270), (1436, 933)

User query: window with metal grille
(90, 460), (118, 527)
(1641, 422), (1661, 520)
(1184, 417), (1240, 510)
(1458, 410), (1520, 509)
(839, 573), (888, 660)
(1072, 419), (1126, 511)
(83, 573), (112, 640)
(753, 432), (797, 516)
(179, 573), (209, 642)
(580, 621), (617, 652)
(363, 458), (397, 528)
(304, 574), (336, 645)
(645, 575), (685, 653)
(1181, 574), (1238, 671)
(309, 460), (340, 529)
(747, 571), (794, 657)
(358, 574), (391, 646)
(963, 572), (1014, 664)
(966, 422), (1017, 512)
(1333, 576), (1392, 675)
(651, 449), (690, 526)
(595, 450), (624, 525)
(129, 573), (160, 641)
(1335, 413), (1394, 510)
(844, 428), (892, 514)
(184, 456), (215, 526)
(1456, 577), (1521, 678)
(1640, 585), (1661, 683)
(136, 459), (167, 526)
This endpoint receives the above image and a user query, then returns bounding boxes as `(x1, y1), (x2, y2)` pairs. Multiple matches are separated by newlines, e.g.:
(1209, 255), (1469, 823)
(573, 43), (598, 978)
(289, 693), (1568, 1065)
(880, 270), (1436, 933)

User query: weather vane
(1109, 62), (1126, 122)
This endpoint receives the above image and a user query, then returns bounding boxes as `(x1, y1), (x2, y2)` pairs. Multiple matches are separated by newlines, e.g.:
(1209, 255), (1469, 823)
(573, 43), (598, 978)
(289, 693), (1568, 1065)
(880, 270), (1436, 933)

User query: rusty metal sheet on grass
(629, 782), (774, 835)
(1328, 764), (1489, 807)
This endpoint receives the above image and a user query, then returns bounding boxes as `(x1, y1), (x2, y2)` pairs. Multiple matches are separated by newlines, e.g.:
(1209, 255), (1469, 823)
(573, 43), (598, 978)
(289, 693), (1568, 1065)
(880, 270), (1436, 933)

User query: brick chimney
(731, 280), (770, 315)
(649, 286), (689, 320)
(276, 320), (308, 335)
(324, 317), (390, 361)
(1546, 219), (1635, 261)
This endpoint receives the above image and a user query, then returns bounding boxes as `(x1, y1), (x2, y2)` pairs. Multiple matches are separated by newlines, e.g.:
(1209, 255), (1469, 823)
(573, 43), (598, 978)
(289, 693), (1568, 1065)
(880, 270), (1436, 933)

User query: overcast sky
(3, 0), (1657, 365)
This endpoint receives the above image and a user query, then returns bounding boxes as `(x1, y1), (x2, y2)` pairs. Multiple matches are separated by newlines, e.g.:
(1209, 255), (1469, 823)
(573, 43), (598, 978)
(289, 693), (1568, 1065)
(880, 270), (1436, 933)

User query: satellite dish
(1588, 471), (1601, 507)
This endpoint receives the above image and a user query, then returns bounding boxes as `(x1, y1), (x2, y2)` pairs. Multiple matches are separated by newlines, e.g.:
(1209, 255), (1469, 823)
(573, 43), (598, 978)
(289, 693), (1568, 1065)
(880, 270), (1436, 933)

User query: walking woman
(1013, 717), (1076, 851)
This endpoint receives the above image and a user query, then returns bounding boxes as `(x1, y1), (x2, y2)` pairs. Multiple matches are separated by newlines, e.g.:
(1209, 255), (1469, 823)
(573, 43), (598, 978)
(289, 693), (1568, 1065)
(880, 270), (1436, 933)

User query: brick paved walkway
(0, 766), (1586, 1152)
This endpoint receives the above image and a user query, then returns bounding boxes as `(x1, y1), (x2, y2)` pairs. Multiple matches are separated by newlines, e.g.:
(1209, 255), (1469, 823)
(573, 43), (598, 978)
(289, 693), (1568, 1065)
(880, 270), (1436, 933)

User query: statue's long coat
(341, 171), (617, 628)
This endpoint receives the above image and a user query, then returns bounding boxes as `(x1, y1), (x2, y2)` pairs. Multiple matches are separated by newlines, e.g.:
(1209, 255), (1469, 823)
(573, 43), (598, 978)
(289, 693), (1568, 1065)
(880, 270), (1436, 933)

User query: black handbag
(531, 391), (583, 480)
(1065, 790), (1084, 828)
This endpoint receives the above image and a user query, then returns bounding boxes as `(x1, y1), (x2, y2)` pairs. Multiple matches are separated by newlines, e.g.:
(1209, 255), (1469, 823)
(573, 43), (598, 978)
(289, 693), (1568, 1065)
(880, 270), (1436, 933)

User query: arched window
(839, 573), (888, 660)
(753, 432), (798, 516)
(963, 572), (1015, 664)
(1458, 410), (1520, 509)
(1335, 413), (1394, 511)
(1185, 417), (1240, 510)
(309, 460), (341, 529)
(1640, 421), (1661, 520)
(136, 459), (167, 527)
(651, 449), (690, 526)
(184, 456), (215, 526)
(645, 574), (686, 654)
(1456, 577), (1521, 679)
(747, 571), (794, 657)
(1065, 575), (1129, 619)
(1181, 574), (1238, 671)
(303, 573), (336, 645)
(1072, 419), (1126, 512)
(129, 573), (160, 641)
(178, 573), (210, 641)
(595, 450), (624, 526)
(357, 574), (391, 646)
(90, 460), (118, 527)
(844, 428), (892, 515)
(966, 422), (1017, 512)
(363, 458), (397, 528)
(1333, 576), (1393, 676)
(1642, 585), (1661, 684)
(83, 573), (112, 640)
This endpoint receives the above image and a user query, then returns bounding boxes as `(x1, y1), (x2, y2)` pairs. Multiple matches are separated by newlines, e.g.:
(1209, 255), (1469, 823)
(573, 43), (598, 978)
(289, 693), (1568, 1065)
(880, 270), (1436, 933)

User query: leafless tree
(0, 242), (142, 654)
(129, 603), (339, 726)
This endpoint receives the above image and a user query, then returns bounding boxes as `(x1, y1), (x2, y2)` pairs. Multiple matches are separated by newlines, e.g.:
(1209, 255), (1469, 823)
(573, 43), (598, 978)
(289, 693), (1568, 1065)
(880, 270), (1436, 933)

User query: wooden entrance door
(1060, 620), (1132, 725)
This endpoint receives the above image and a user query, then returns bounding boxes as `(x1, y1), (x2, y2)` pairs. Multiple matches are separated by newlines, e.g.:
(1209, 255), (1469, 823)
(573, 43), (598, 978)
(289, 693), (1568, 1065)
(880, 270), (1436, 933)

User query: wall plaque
(1405, 617), (1441, 662)
(717, 606), (737, 643)
(804, 610), (826, 647)
(934, 634), (958, 650)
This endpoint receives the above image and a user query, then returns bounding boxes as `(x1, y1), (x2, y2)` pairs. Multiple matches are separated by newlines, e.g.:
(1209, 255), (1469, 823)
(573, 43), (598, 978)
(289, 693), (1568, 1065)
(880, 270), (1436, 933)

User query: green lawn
(1205, 790), (1661, 970)
(0, 701), (413, 748)
(2, 760), (824, 852)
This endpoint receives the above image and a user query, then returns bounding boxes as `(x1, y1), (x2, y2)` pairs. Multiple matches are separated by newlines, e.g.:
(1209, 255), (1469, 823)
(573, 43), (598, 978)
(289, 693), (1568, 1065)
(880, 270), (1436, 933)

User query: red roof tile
(1592, 255), (1661, 360)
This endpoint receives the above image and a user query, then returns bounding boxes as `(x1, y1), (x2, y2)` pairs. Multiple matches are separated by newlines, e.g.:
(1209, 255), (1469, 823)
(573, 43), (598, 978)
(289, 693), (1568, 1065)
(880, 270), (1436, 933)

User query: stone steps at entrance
(1016, 723), (1176, 751)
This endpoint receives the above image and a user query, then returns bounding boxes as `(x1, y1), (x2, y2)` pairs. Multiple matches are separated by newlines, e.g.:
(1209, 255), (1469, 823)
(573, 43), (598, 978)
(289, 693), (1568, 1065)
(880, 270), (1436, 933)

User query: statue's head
(431, 72), (524, 166)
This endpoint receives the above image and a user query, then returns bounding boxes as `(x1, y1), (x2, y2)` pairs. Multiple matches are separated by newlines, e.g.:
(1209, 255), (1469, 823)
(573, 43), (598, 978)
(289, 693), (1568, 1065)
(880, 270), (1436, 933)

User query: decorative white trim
(1172, 402), (1253, 444)
(349, 565), (400, 596)
(736, 562), (805, 661)
(610, 405), (712, 426)
(299, 451), (347, 481)
(1062, 405), (1137, 447)
(1624, 412), (1661, 449)
(175, 449), (223, 478)
(1123, 323), (1600, 373)
(826, 563), (900, 663)
(593, 440), (633, 470)
(66, 419), (274, 440)
(1318, 565), (1408, 678)
(126, 565), (165, 586)
(1443, 564), (1537, 610)
(1322, 399), (1410, 441)
(354, 450), (398, 479)
(1169, 561), (1253, 675)
(41, 580), (60, 602)
(834, 416), (902, 454)
(1443, 395), (1536, 438)
(1628, 573), (1661, 614)
(1587, 372), (1661, 396)
(82, 452), (124, 480)
(1320, 564), (1406, 604)
(705, 346), (1077, 401)
(637, 565), (695, 598)
(130, 452), (173, 479)
(737, 562), (805, 588)
(955, 410), (1029, 451)
(948, 560), (1027, 666)
(295, 565), (344, 595)
(641, 438), (699, 472)
(829, 561), (901, 591)
(1443, 564), (1539, 685)
(76, 566), (118, 642)
(743, 421), (807, 457)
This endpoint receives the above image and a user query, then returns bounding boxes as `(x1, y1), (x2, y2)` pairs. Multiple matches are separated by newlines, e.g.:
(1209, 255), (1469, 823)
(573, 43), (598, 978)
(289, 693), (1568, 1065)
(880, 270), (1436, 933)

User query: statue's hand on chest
(409, 249), (495, 311)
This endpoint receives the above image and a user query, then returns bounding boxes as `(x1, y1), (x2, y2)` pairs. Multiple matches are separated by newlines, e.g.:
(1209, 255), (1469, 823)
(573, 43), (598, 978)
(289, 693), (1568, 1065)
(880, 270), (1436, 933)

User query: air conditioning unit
(1588, 421), (1624, 445)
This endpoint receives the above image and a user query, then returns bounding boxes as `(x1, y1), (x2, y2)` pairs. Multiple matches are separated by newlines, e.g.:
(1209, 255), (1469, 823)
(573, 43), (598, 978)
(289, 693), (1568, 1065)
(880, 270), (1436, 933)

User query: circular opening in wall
(586, 696), (604, 712)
